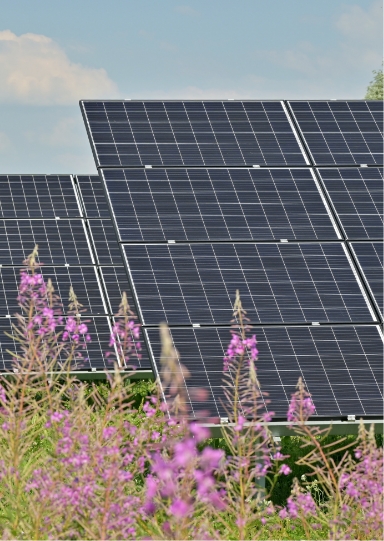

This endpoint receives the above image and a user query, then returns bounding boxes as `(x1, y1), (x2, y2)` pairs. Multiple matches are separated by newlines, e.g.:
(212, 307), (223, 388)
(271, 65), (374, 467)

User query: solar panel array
(0, 174), (150, 372)
(81, 100), (383, 420)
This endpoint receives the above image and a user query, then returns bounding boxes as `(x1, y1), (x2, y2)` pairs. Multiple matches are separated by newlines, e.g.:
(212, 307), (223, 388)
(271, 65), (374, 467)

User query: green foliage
(267, 433), (382, 507)
(365, 67), (383, 99)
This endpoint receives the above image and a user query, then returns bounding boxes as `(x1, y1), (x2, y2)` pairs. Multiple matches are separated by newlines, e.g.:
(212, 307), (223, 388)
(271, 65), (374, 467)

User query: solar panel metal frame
(80, 100), (311, 169)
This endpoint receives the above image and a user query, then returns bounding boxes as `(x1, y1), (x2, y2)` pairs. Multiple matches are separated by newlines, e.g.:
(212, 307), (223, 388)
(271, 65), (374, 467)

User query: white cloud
(335, 0), (382, 43)
(24, 116), (86, 148)
(250, 1), (382, 98)
(0, 29), (118, 105)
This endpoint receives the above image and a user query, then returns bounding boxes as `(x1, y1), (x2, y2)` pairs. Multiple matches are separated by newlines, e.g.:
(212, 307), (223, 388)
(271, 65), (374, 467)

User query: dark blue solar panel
(0, 175), (81, 219)
(100, 266), (135, 314)
(350, 242), (383, 318)
(0, 220), (94, 266)
(81, 101), (308, 167)
(0, 316), (115, 371)
(289, 101), (383, 166)
(75, 175), (111, 218)
(99, 266), (152, 369)
(0, 266), (107, 317)
(318, 168), (383, 239)
(101, 167), (340, 242)
(87, 219), (122, 265)
(123, 242), (375, 325)
(145, 324), (383, 418)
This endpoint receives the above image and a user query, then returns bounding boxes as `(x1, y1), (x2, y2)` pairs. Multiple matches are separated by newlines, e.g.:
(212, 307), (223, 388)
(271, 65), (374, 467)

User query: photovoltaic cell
(288, 101), (383, 166)
(123, 242), (375, 325)
(0, 175), (81, 219)
(0, 220), (93, 266)
(350, 242), (383, 319)
(0, 266), (107, 317)
(145, 325), (383, 418)
(101, 167), (340, 242)
(318, 167), (383, 240)
(81, 101), (308, 167)
(87, 219), (123, 265)
(75, 175), (111, 218)
(0, 316), (115, 371)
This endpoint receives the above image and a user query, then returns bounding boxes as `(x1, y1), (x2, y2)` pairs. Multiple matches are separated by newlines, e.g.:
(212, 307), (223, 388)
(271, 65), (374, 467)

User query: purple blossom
(280, 464), (291, 475)
(169, 498), (191, 518)
(223, 333), (259, 370)
(102, 426), (117, 440)
(287, 384), (316, 423)
(189, 422), (210, 442)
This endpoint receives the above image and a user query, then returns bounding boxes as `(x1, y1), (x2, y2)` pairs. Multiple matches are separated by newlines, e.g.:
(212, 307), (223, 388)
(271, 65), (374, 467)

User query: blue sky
(0, 0), (382, 173)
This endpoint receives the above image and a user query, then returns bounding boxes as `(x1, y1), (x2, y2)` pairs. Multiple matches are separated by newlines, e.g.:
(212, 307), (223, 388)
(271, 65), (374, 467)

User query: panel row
(146, 324), (383, 418)
(100, 167), (383, 241)
(123, 242), (379, 325)
(81, 100), (383, 167)
(82, 100), (307, 167)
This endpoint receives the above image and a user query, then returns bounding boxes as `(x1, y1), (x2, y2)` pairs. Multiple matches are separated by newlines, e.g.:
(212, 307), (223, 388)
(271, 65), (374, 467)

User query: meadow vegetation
(0, 247), (382, 540)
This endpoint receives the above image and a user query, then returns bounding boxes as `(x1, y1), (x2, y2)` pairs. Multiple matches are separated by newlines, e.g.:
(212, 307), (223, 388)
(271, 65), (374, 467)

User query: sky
(0, 0), (382, 174)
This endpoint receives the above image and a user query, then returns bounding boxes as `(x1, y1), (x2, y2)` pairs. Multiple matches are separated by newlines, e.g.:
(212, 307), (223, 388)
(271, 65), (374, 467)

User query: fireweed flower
(223, 334), (259, 371)
(279, 464), (291, 475)
(26, 416), (142, 539)
(287, 379), (316, 423)
(144, 424), (226, 519)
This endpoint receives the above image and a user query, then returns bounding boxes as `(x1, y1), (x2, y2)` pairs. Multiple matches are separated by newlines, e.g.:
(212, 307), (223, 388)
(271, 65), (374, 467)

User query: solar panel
(145, 324), (383, 418)
(0, 220), (94, 266)
(288, 101), (383, 166)
(123, 242), (376, 325)
(81, 101), (308, 167)
(350, 242), (383, 319)
(101, 167), (340, 242)
(75, 175), (111, 218)
(86, 220), (123, 265)
(318, 167), (383, 240)
(0, 266), (107, 317)
(99, 266), (135, 313)
(0, 316), (116, 372)
(98, 266), (152, 369)
(0, 175), (81, 219)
